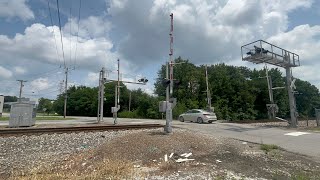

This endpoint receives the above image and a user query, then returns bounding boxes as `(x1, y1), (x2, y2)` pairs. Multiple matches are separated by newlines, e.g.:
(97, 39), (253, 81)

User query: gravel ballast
(0, 130), (143, 177)
(1, 128), (320, 179)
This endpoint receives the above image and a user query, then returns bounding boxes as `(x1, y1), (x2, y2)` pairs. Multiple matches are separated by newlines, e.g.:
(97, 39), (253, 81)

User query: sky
(0, 0), (320, 101)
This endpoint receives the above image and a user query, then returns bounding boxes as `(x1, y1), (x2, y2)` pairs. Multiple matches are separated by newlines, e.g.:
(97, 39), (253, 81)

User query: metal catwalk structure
(241, 40), (300, 127)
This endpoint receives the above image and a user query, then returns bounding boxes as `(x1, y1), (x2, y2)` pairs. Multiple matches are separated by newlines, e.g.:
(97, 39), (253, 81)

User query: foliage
(53, 86), (98, 117)
(118, 110), (139, 118)
(3, 96), (18, 111)
(260, 144), (279, 152)
(37, 98), (54, 115)
(50, 57), (320, 120)
(53, 84), (162, 119)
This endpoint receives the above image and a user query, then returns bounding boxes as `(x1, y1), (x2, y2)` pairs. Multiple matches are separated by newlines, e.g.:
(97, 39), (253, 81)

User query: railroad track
(0, 124), (164, 137)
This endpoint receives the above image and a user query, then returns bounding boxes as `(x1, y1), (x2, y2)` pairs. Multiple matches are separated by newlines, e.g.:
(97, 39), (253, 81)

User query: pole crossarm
(105, 79), (147, 85)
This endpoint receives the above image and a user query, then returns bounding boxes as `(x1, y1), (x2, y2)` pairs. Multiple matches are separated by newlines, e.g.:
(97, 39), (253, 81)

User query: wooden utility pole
(63, 67), (68, 118)
(129, 91), (131, 112)
(17, 80), (27, 102)
(97, 70), (101, 121)
(205, 65), (211, 111)
(97, 67), (105, 123)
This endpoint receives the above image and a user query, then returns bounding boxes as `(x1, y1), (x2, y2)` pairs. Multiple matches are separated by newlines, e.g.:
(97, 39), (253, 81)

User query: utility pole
(129, 91), (131, 112)
(101, 67), (105, 122)
(64, 67), (68, 118)
(97, 67), (105, 123)
(105, 60), (147, 124)
(113, 59), (120, 125)
(205, 65), (212, 111)
(286, 66), (297, 127)
(17, 80), (27, 102)
(164, 13), (174, 133)
(97, 70), (101, 122)
(265, 65), (274, 104)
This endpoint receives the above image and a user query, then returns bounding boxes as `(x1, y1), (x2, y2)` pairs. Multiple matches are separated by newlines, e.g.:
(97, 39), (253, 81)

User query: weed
(260, 144), (279, 152)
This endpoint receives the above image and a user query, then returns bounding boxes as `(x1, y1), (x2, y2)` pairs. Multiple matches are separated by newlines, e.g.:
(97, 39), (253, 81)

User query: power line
(56, 0), (66, 67)
(23, 67), (61, 81)
(69, 2), (72, 67)
(74, 0), (82, 70)
(56, 0), (69, 119)
(47, 0), (62, 68)
(25, 89), (61, 97)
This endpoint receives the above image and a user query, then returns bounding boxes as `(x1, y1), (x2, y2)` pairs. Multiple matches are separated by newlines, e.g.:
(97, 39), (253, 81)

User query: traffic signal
(138, 78), (148, 83)
(174, 80), (181, 86)
(162, 79), (170, 87)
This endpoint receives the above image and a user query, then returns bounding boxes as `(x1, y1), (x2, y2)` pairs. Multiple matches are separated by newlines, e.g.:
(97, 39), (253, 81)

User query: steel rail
(0, 124), (164, 137)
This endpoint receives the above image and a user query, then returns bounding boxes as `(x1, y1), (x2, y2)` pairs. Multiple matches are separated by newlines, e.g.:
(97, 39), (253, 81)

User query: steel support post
(286, 67), (297, 127)
(164, 61), (172, 133)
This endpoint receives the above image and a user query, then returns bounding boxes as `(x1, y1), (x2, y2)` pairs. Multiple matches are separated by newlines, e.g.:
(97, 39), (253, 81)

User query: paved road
(173, 121), (320, 160)
(1, 117), (319, 160)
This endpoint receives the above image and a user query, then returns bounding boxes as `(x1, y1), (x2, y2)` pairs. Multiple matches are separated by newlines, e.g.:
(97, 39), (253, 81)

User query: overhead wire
(23, 67), (61, 81)
(74, 0), (82, 70)
(69, 1), (72, 67)
(47, 0), (62, 68)
(56, 0), (66, 68)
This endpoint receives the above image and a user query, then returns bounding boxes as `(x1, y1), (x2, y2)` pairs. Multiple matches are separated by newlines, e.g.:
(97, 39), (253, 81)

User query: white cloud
(0, 0), (34, 21)
(268, 25), (320, 63)
(267, 24), (320, 87)
(0, 66), (13, 79)
(14, 66), (26, 74)
(1, 0), (319, 98)
(84, 72), (100, 86)
(30, 77), (51, 91)
(64, 16), (112, 39)
(0, 21), (118, 72)
(0, 16), (130, 97)
(106, 0), (320, 91)
(108, 0), (314, 66)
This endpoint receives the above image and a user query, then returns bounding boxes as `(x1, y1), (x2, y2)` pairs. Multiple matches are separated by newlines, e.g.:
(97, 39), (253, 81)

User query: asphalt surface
(1, 117), (319, 160)
(175, 121), (320, 160)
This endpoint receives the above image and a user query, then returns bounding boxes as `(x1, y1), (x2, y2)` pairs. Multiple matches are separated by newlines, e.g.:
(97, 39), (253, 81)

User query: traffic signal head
(174, 80), (181, 86)
(162, 79), (170, 87)
(138, 78), (148, 83)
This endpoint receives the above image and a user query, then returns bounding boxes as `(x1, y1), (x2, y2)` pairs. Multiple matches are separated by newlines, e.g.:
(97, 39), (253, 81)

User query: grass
(260, 144), (279, 152)
(10, 159), (140, 180)
(307, 127), (320, 132)
(36, 116), (75, 120)
(0, 116), (75, 121)
(0, 117), (9, 120)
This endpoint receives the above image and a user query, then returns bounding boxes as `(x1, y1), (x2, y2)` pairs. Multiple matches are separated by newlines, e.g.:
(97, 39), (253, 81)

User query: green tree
(37, 98), (53, 115)
(295, 79), (320, 117)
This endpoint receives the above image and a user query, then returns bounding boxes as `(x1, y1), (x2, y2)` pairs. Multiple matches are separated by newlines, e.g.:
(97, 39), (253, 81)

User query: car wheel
(197, 117), (203, 124)
(179, 116), (184, 122)
(208, 121), (213, 124)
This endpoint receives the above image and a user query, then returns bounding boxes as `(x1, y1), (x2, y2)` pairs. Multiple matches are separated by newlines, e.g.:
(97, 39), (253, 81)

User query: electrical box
(169, 98), (177, 108)
(159, 101), (167, 112)
(9, 102), (35, 127)
(111, 105), (120, 113)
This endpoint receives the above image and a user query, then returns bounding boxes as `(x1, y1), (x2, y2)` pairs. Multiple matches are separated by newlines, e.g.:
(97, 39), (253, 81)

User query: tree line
(4, 57), (320, 120)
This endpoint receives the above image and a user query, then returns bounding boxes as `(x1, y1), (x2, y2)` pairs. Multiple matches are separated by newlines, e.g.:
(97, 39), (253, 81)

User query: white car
(178, 109), (217, 123)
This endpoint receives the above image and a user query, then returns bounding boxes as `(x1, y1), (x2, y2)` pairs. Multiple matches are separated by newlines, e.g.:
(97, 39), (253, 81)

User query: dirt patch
(8, 129), (320, 179)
